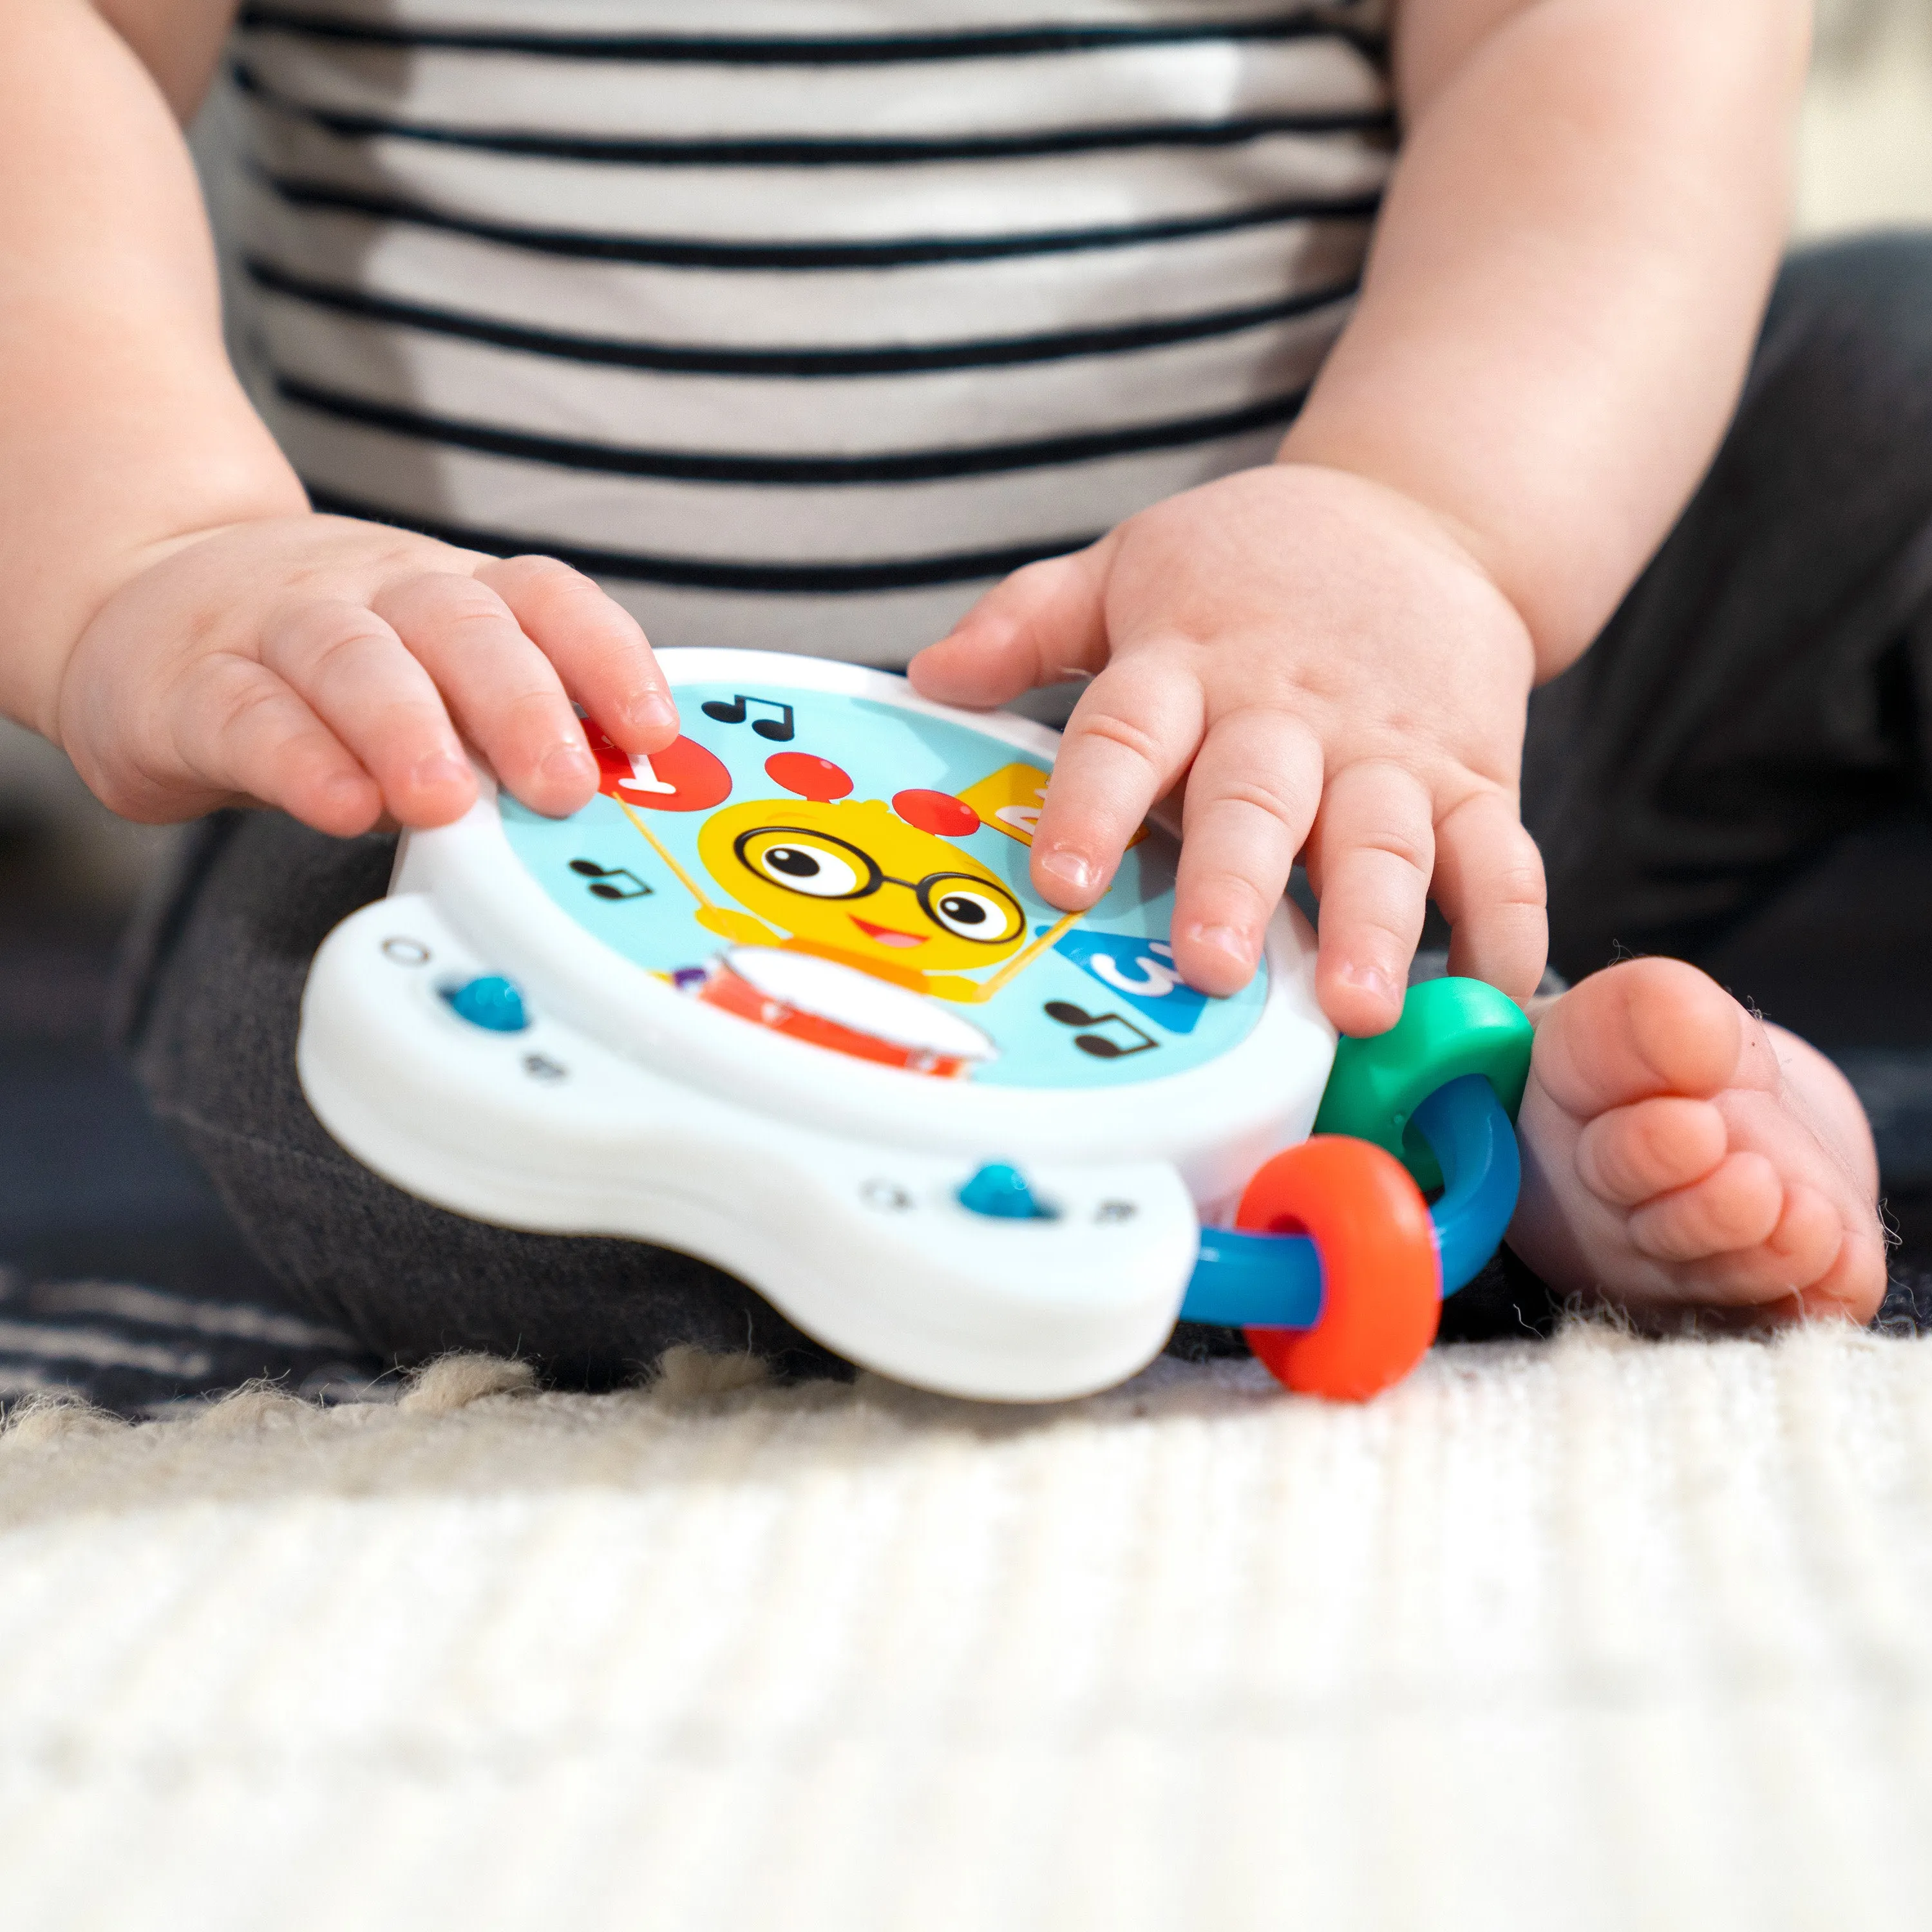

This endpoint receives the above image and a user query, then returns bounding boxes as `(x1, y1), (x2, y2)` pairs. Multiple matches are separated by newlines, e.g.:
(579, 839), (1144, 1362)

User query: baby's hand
(909, 465), (1547, 1035)
(53, 516), (678, 833)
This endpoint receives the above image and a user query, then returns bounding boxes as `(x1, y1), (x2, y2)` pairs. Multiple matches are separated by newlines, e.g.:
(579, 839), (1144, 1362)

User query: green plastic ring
(1312, 976), (1534, 1193)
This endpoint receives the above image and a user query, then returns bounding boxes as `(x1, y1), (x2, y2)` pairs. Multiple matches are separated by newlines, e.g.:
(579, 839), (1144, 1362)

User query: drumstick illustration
(615, 798), (719, 911)
(974, 907), (1082, 999)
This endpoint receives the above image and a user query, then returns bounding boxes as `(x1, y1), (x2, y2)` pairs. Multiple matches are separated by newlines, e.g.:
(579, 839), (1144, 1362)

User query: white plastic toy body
(299, 650), (1338, 1399)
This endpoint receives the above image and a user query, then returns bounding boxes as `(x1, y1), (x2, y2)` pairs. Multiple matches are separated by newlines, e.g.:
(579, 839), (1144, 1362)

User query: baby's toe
(1669, 1180), (1851, 1304)
(1803, 1218), (1890, 1325)
(1574, 1096), (1728, 1207)
(1533, 956), (1748, 1120)
(1625, 1150), (1783, 1262)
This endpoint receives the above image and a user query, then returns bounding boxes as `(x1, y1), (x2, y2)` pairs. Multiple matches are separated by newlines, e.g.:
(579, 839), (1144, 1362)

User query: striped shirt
(231, 1), (1393, 664)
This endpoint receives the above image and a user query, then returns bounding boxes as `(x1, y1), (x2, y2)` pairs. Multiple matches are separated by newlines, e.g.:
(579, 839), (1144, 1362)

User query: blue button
(443, 975), (530, 1033)
(958, 1162), (1050, 1220)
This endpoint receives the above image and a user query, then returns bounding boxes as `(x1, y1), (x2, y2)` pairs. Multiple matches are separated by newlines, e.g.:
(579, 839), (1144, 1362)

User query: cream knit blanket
(3, 1320), (1928, 1931)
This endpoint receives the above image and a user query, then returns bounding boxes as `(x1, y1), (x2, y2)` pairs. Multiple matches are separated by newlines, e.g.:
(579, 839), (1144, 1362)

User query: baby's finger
(374, 573), (596, 817)
(262, 598), (476, 827)
(173, 655), (381, 835)
(1307, 760), (1435, 1036)
(1432, 788), (1548, 1003)
(907, 540), (1113, 708)
(1028, 654), (1205, 911)
(475, 555), (677, 752)
(1170, 706), (1323, 995)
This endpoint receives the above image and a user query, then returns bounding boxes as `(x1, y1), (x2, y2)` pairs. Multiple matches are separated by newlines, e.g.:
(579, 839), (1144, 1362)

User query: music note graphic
(700, 694), (796, 742)
(616, 754), (676, 796)
(569, 858), (652, 902)
(1043, 999), (1159, 1060)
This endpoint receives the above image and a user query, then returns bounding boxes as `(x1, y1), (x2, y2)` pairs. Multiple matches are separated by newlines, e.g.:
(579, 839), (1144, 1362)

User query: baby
(0, 0), (1889, 1375)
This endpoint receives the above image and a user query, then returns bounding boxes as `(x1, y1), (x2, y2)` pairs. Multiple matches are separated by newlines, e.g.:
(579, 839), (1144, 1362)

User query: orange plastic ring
(1239, 1135), (1440, 1402)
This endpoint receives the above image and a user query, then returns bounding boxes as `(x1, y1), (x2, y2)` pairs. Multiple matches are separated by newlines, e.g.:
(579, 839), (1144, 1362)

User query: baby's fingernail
(540, 741), (596, 783)
(411, 753), (469, 791)
(626, 690), (677, 735)
(1336, 960), (1397, 1000)
(1037, 846), (1098, 895)
(1186, 923), (1255, 967)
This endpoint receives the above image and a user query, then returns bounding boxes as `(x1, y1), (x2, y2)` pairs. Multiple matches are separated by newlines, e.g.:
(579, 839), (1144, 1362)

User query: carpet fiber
(3, 1321), (1929, 1930)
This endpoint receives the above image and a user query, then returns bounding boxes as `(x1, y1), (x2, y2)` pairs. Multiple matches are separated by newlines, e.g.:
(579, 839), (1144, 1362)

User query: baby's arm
(0, 0), (676, 833)
(912, 0), (1808, 1034)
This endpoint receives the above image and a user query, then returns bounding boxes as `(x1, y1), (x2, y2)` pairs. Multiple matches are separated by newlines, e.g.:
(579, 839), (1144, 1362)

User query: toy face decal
(709, 804), (1028, 985)
(502, 683), (1267, 1090)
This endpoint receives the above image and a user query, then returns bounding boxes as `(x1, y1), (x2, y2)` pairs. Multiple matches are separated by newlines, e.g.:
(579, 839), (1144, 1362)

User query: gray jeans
(118, 234), (1932, 1381)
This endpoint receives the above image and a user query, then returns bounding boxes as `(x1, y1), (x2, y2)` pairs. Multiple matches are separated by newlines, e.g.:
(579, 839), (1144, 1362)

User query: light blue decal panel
(500, 681), (1269, 1090)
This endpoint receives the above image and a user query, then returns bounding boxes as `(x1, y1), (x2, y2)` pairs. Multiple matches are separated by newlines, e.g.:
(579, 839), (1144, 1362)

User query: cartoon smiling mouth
(851, 916), (927, 949)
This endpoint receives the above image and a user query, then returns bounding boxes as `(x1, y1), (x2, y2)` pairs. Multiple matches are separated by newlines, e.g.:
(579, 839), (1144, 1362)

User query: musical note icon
(700, 694), (796, 742)
(616, 755), (676, 797)
(1043, 999), (1159, 1060)
(569, 858), (652, 902)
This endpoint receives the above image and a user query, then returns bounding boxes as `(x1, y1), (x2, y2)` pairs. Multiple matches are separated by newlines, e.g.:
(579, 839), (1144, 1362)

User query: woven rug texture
(3, 1320), (1929, 1931)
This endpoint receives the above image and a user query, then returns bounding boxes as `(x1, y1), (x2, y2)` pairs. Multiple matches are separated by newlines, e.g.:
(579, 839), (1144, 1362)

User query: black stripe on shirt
(238, 8), (1387, 63)
(305, 486), (1098, 591)
(234, 64), (1392, 162)
(244, 254), (1359, 375)
(276, 373), (1306, 480)
(261, 172), (1382, 269)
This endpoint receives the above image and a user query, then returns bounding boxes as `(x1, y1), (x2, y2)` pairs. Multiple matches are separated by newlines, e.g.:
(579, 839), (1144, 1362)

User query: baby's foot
(1508, 958), (1888, 1325)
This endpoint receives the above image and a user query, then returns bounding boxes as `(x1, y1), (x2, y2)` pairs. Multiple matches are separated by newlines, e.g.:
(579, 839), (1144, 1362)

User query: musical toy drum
(297, 650), (1532, 1403)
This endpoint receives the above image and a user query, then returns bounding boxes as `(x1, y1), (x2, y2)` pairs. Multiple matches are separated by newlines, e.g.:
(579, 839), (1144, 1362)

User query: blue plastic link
(1414, 1073), (1520, 1295)
(1177, 1072), (1519, 1330)
(1184, 1224), (1325, 1329)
